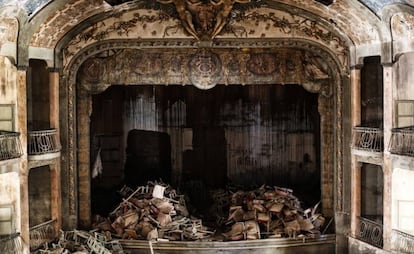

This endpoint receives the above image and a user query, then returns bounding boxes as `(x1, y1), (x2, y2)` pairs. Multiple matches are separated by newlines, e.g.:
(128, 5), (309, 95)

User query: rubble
(90, 182), (326, 242)
(33, 230), (123, 254)
(221, 185), (326, 240)
(92, 181), (215, 242)
(33, 182), (328, 253)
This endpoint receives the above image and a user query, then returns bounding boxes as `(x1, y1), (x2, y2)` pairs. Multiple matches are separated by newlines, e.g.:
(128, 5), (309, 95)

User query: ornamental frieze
(78, 48), (332, 95)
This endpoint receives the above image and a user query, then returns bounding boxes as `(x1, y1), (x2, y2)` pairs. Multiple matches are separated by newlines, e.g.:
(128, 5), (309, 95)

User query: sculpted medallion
(188, 50), (222, 89)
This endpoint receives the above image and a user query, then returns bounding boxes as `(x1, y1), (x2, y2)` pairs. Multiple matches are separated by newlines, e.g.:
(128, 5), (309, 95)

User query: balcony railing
(0, 233), (23, 254)
(0, 131), (22, 161)
(389, 126), (414, 157)
(357, 216), (383, 249)
(392, 229), (414, 253)
(28, 129), (61, 156)
(352, 127), (384, 152)
(29, 219), (57, 251)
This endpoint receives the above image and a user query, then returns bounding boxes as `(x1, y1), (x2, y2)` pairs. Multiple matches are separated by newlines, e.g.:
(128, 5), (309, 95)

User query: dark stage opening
(90, 84), (321, 218)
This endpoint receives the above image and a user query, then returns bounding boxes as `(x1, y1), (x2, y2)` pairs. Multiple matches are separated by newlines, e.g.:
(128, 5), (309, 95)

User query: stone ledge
(348, 236), (390, 254)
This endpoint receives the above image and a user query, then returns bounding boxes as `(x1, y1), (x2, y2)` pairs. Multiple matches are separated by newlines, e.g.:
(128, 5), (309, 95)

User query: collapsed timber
(33, 181), (332, 253)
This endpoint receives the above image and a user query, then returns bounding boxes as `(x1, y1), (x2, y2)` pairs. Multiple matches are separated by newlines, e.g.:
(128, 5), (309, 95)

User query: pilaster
(350, 66), (361, 237)
(49, 70), (62, 234)
(77, 88), (92, 228)
(16, 68), (29, 254)
(382, 64), (393, 251)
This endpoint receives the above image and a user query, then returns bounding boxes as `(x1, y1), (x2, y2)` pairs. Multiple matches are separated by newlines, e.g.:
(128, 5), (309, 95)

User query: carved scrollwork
(75, 47), (334, 94)
(78, 58), (111, 94)
(247, 53), (278, 75)
(79, 58), (105, 84)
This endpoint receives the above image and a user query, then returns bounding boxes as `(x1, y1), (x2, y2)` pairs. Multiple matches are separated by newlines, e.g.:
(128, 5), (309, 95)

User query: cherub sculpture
(157, 0), (253, 40)
(210, 0), (251, 38)
(157, 0), (201, 40)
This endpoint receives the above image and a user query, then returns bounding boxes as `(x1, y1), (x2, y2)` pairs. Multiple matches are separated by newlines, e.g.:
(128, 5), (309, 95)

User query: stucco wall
(0, 56), (17, 131)
(396, 52), (414, 100)
(0, 171), (21, 234)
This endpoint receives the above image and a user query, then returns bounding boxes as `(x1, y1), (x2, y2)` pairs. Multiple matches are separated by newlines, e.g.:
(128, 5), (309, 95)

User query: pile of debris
(92, 181), (215, 241)
(31, 230), (124, 254)
(32, 183), (330, 253)
(90, 182), (328, 242)
(222, 185), (327, 241)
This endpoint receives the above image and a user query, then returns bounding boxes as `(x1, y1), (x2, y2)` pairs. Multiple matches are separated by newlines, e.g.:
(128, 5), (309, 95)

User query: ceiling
(0, 0), (50, 15)
(0, 0), (413, 16)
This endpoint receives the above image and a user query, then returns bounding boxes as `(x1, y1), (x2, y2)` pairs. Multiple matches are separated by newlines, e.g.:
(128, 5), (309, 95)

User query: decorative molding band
(76, 47), (333, 93)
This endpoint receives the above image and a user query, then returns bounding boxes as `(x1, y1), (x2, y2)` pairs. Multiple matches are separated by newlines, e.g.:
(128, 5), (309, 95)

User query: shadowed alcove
(89, 84), (321, 218)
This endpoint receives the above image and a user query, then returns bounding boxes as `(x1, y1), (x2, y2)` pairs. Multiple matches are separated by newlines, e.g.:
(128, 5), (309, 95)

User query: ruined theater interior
(0, 0), (414, 253)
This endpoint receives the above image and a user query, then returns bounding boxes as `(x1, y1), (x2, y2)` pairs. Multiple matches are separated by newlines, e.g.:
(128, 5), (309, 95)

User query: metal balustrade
(392, 229), (414, 253)
(28, 129), (61, 156)
(357, 216), (383, 249)
(389, 126), (414, 157)
(0, 233), (23, 254)
(29, 219), (57, 251)
(351, 127), (384, 152)
(0, 131), (22, 161)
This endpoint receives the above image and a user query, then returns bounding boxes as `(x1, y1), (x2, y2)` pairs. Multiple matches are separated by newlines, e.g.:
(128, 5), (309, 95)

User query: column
(49, 70), (62, 234)
(382, 64), (393, 251)
(17, 68), (30, 254)
(350, 66), (361, 237)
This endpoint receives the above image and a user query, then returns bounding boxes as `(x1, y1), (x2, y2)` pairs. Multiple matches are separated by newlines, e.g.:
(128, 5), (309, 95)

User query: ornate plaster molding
(76, 47), (333, 94)
(62, 7), (349, 71)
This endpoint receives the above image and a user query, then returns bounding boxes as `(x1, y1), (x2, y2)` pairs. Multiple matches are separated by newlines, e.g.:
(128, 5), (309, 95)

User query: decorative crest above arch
(156, 0), (256, 41)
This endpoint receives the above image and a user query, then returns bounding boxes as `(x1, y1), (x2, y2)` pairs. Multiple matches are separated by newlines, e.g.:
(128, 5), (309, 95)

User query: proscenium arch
(61, 38), (346, 228)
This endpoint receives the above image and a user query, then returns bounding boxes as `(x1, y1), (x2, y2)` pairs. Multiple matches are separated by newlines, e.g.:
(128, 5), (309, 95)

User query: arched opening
(69, 45), (340, 241)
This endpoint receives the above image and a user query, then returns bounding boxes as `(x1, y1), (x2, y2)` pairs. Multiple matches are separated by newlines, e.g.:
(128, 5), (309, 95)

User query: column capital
(350, 64), (363, 70)
(381, 62), (393, 68)
(16, 65), (29, 71)
(47, 67), (61, 73)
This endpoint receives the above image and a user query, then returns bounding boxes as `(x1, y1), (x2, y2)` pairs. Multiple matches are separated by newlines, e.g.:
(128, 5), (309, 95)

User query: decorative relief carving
(66, 39), (346, 89)
(67, 12), (172, 47)
(30, 0), (104, 48)
(62, 7), (348, 70)
(335, 70), (343, 212)
(188, 49), (222, 89)
(77, 47), (332, 93)
(247, 53), (278, 75)
(67, 82), (76, 216)
(156, 0), (256, 40)
(80, 58), (105, 83)
(234, 10), (346, 52)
